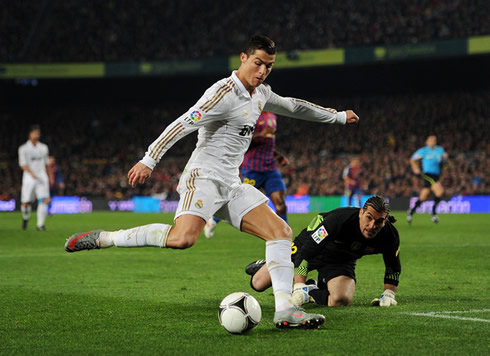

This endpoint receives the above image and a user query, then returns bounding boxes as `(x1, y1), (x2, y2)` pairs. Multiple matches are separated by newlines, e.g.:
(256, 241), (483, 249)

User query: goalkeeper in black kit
(246, 195), (401, 307)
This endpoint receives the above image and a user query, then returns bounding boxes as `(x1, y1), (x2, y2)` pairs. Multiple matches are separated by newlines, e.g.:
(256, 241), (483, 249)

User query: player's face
(237, 50), (275, 92)
(359, 207), (387, 239)
(426, 135), (437, 148)
(29, 129), (41, 142)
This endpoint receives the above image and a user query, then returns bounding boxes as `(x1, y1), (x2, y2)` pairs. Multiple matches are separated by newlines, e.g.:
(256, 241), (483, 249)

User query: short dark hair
(363, 195), (390, 214)
(363, 195), (397, 223)
(243, 35), (276, 56)
(29, 124), (40, 133)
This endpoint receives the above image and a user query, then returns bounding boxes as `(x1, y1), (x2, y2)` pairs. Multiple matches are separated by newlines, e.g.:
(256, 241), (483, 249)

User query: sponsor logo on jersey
(312, 226), (328, 244)
(195, 200), (203, 209)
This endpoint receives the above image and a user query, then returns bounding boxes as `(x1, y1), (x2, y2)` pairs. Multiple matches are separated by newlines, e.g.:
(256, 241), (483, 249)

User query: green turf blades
(0, 212), (488, 354)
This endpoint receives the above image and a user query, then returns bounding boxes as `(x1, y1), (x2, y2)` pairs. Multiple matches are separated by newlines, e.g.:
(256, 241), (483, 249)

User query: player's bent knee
(329, 294), (352, 307)
(270, 223), (293, 241)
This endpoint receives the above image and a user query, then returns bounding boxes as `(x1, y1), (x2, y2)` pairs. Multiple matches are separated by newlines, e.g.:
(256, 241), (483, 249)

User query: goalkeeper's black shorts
(316, 261), (357, 287)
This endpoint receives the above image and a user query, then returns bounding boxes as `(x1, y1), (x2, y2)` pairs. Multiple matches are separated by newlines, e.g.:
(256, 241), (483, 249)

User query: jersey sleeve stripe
(149, 122), (185, 160)
(203, 85), (234, 113)
(200, 80), (232, 112)
(293, 98), (337, 114)
(200, 81), (235, 113)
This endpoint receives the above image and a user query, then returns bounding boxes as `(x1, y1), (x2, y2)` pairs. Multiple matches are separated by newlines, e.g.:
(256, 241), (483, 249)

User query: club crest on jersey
(195, 200), (203, 209)
(312, 226), (328, 244)
(258, 101), (263, 112)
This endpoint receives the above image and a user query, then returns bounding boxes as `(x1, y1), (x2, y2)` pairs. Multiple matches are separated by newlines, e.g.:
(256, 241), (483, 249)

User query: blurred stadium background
(1, 0), (489, 214)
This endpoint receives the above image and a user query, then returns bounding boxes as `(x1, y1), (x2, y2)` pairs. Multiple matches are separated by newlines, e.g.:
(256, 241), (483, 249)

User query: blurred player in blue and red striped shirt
(204, 111), (289, 238)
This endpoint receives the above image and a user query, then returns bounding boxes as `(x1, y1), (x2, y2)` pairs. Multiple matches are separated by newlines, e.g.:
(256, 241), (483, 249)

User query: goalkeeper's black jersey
(293, 207), (401, 285)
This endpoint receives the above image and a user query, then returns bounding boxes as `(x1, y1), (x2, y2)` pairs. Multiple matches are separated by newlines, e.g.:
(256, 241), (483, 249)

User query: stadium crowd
(1, 89), (488, 201)
(2, 0), (489, 62)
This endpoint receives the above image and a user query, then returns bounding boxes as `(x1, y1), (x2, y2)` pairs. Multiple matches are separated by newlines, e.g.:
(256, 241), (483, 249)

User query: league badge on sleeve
(184, 110), (203, 125)
(312, 226), (328, 244)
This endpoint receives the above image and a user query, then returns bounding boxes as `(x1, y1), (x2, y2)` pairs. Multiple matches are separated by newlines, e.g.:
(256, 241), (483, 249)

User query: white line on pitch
(433, 309), (490, 314)
(407, 310), (490, 323)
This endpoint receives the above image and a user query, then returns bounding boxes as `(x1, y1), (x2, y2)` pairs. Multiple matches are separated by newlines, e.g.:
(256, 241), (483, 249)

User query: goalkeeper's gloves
(371, 289), (397, 307)
(290, 283), (319, 307)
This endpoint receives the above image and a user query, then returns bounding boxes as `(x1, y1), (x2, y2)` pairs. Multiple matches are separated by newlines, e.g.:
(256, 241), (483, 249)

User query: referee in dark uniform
(246, 195), (401, 307)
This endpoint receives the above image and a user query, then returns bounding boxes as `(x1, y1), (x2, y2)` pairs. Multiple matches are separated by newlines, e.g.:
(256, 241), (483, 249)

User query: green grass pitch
(1, 211), (489, 355)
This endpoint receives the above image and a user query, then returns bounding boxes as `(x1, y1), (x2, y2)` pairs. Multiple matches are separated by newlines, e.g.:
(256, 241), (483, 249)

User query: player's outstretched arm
(128, 162), (153, 187)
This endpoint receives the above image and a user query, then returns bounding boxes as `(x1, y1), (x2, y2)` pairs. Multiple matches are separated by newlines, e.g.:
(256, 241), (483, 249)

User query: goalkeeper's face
(359, 207), (388, 239)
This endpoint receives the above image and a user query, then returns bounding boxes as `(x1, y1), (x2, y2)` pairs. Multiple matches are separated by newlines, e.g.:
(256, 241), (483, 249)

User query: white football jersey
(140, 71), (346, 179)
(18, 140), (49, 180)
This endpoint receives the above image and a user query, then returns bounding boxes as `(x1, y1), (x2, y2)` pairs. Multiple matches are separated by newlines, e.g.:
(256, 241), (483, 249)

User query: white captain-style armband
(371, 289), (397, 307)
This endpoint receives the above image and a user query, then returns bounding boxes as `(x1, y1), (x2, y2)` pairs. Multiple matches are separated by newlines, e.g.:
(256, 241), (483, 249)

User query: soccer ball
(218, 292), (261, 334)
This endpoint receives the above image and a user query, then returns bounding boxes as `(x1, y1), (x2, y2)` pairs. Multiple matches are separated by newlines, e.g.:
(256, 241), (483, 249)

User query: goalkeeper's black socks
(309, 288), (330, 306)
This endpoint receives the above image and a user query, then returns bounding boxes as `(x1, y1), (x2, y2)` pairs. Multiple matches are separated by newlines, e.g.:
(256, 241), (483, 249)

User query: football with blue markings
(218, 292), (262, 334)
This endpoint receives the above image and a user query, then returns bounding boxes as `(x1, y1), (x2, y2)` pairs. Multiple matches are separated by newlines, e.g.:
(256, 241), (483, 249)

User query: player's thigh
(35, 179), (50, 201)
(419, 187), (431, 201)
(215, 183), (266, 228)
(241, 201), (292, 241)
(175, 168), (224, 223)
(431, 181), (444, 196)
(21, 180), (36, 203)
(327, 276), (356, 306)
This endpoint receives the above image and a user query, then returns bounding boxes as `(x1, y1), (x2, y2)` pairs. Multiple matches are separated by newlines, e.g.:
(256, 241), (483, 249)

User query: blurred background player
(47, 156), (65, 215)
(18, 125), (54, 231)
(342, 156), (363, 207)
(246, 195), (401, 307)
(407, 135), (448, 224)
(204, 111), (289, 238)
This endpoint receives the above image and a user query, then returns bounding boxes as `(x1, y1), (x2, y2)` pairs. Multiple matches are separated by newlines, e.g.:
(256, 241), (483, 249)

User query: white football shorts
(175, 167), (269, 229)
(21, 176), (50, 203)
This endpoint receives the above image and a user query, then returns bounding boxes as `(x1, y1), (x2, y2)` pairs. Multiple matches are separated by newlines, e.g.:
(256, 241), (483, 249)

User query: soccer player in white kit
(65, 36), (360, 329)
(18, 125), (53, 231)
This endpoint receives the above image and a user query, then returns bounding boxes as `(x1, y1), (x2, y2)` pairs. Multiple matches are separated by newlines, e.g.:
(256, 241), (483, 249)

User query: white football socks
(99, 223), (171, 248)
(37, 202), (48, 228)
(266, 239), (294, 312)
(21, 204), (31, 220)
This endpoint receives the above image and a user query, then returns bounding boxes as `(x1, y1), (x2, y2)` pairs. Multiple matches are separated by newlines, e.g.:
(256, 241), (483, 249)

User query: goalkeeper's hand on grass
(371, 289), (397, 307)
(290, 283), (318, 307)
